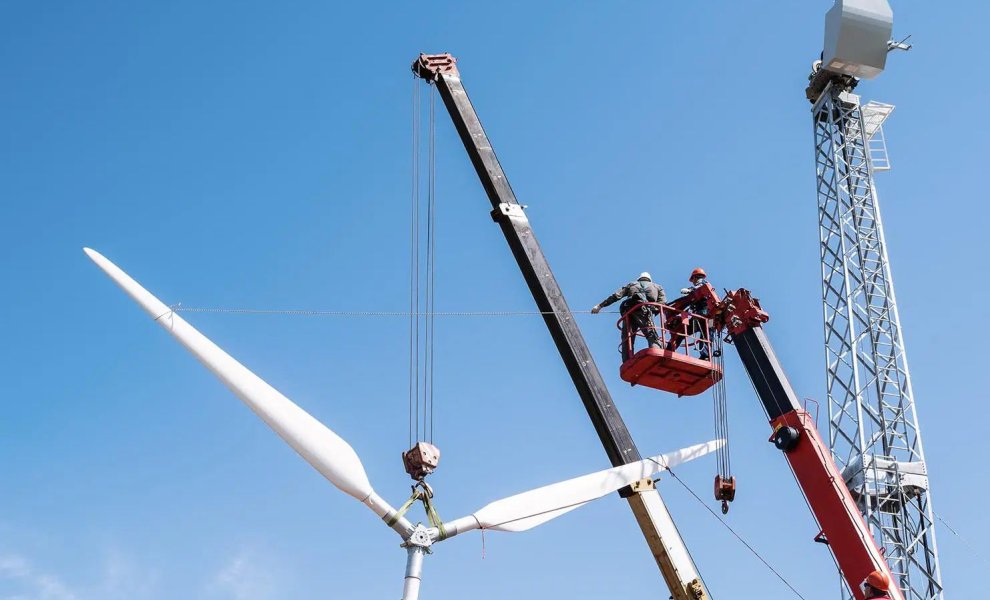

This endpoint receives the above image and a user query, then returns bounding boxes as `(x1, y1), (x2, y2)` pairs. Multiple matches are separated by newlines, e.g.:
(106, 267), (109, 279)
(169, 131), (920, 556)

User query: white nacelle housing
(823, 0), (893, 79)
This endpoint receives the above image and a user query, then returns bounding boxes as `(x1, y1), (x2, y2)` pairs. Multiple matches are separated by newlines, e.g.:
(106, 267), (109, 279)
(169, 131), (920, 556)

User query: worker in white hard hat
(592, 272), (666, 362)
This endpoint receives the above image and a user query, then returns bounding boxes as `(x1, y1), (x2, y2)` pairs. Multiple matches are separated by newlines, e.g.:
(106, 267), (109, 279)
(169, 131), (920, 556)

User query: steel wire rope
(426, 82), (437, 445)
(409, 76), (418, 446)
(173, 307), (607, 316)
(410, 76), (422, 445)
(711, 334), (731, 480)
(658, 464), (810, 600)
(935, 511), (990, 567)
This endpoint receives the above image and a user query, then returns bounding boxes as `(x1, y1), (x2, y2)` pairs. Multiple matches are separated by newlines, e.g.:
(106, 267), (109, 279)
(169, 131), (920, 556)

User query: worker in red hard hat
(861, 570), (892, 599)
(679, 267), (712, 361)
(592, 272), (666, 362)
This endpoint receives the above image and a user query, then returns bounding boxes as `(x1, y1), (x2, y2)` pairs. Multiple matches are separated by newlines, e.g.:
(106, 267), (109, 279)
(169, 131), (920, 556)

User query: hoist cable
(410, 76), (421, 445)
(410, 75), (422, 442)
(427, 84), (438, 445)
(711, 334), (731, 478)
(422, 83), (436, 444)
(408, 79), (439, 447)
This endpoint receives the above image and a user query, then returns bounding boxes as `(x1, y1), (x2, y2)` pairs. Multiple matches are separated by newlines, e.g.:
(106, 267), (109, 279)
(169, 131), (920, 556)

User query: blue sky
(1, 2), (986, 598)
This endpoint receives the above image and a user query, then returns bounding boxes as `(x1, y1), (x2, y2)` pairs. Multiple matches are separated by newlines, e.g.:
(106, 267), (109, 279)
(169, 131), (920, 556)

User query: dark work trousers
(689, 316), (711, 360)
(620, 303), (661, 362)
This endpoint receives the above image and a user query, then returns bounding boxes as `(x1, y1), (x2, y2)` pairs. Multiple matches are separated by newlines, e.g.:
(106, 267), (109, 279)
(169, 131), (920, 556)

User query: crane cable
(409, 77), (439, 447)
(426, 81), (437, 446)
(711, 334), (733, 505)
(409, 75), (420, 447)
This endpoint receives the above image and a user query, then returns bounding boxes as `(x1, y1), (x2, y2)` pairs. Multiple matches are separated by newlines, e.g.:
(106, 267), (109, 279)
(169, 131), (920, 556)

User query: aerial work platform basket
(616, 302), (722, 397)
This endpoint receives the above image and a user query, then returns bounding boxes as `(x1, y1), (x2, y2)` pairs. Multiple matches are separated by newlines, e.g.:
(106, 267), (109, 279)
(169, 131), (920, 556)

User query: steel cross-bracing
(811, 83), (942, 600)
(412, 53), (711, 600)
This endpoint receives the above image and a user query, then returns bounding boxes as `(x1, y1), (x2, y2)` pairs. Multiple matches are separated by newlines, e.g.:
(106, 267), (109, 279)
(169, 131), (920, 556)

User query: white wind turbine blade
(443, 439), (723, 536)
(84, 248), (413, 537)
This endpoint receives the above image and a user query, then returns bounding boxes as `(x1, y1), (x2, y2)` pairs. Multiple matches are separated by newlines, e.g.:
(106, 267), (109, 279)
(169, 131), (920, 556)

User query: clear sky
(1, 2), (986, 599)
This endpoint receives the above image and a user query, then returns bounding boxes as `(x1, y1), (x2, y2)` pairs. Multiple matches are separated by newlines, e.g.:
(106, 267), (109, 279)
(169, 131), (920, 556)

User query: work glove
(680, 288), (692, 295)
(591, 305), (601, 314)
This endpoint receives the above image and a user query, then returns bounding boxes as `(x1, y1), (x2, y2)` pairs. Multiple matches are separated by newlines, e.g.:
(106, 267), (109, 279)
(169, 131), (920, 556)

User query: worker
(862, 570), (892, 599)
(591, 272), (666, 362)
(679, 267), (712, 361)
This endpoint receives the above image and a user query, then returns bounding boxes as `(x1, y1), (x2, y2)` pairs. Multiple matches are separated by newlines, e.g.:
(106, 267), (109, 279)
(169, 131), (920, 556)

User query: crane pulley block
(714, 475), (736, 515)
(411, 53), (458, 81)
(403, 442), (441, 481)
(714, 475), (736, 502)
(718, 289), (770, 337)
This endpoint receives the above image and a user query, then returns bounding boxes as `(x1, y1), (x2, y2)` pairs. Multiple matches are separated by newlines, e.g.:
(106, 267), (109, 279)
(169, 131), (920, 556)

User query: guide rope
(935, 511), (990, 566)
(661, 464), (809, 600)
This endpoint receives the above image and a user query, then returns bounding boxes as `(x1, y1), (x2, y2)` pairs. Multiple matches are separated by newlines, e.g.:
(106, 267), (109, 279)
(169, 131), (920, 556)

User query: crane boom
(412, 53), (711, 600)
(669, 286), (903, 600)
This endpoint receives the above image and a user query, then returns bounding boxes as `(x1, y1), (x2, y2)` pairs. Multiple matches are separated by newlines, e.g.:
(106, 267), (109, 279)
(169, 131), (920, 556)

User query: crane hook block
(714, 475), (736, 515)
(714, 475), (736, 502)
(403, 442), (441, 481)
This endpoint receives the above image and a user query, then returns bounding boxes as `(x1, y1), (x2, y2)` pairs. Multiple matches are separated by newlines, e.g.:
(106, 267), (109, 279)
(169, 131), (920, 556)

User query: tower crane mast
(807, 2), (942, 598)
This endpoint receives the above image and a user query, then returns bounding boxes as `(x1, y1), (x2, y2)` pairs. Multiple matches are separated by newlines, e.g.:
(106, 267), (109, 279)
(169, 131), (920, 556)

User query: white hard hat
(638, 272), (652, 281)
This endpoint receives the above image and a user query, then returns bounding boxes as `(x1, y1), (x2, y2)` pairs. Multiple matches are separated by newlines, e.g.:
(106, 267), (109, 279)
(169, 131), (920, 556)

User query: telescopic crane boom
(412, 53), (712, 600)
(668, 285), (904, 600)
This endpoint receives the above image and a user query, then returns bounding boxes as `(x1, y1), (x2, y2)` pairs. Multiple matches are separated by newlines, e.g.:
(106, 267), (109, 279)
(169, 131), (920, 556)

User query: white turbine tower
(84, 248), (722, 600)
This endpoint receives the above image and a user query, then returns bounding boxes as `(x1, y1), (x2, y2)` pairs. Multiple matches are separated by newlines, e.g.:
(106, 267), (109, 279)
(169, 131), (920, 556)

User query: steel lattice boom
(811, 81), (943, 600)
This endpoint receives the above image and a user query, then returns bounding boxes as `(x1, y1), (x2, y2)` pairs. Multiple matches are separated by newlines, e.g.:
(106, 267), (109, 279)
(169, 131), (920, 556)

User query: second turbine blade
(447, 439), (724, 535)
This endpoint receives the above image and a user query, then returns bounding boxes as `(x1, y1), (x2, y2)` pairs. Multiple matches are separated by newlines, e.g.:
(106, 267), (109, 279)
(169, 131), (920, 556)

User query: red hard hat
(690, 267), (707, 280)
(865, 570), (890, 591)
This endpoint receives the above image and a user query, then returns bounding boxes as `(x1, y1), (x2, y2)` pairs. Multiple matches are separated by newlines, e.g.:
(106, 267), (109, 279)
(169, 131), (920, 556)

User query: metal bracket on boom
(490, 202), (528, 224)
(631, 477), (656, 493)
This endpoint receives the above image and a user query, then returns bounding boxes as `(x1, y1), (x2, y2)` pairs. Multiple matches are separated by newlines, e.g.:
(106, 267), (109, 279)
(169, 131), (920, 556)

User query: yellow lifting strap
(384, 481), (447, 540)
